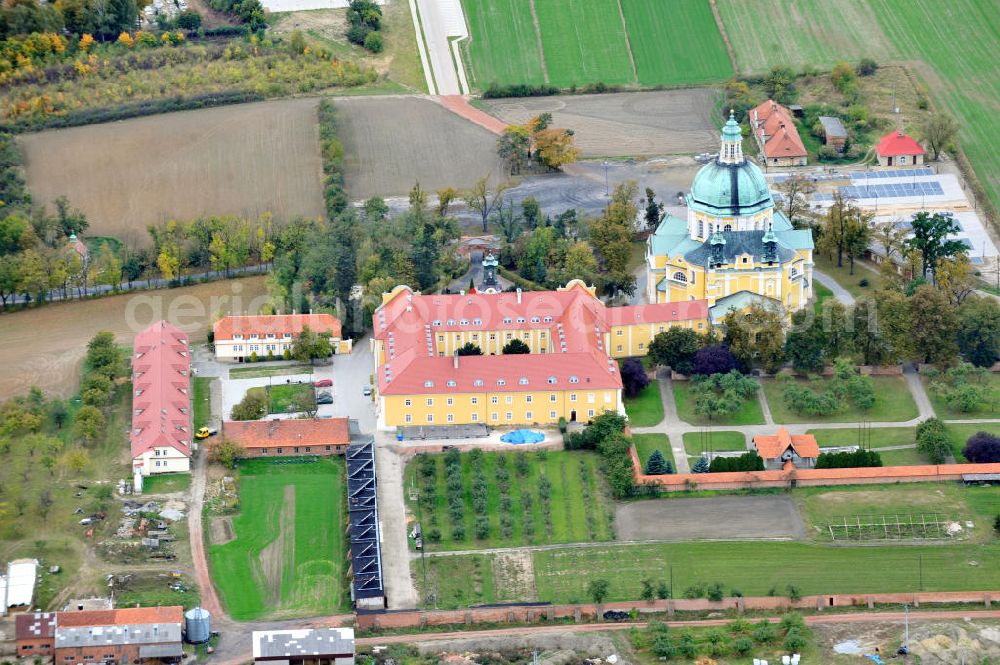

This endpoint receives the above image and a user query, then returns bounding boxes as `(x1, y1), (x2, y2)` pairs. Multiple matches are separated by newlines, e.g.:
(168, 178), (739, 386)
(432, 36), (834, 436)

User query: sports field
(716, 0), (1000, 220)
(208, 458), (349, 620)
(460, 0), (733, 89)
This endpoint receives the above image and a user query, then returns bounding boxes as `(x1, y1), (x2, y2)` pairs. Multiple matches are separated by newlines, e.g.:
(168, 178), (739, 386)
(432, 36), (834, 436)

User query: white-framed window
(639, 343), (645, 350)
(587, 393), (595, 404)
(673, 271), (687, 283)
(471, 397), (478, 405)
(526, 395), (533, 403)
(474, 379), (484, 387)
(491, 396), (499, 404)
(505, 412), (513, 421)
(491, 413), (499, 421)
(525, 411), (533, 420)
(550, 394), (557, 402)
(447, 414), (454, 422)
(404, 399), (412, 407)
(518, 377), (529, 385)
(550, 411), (557, 419)
(497, 379), (506, 386)
(790, 267), (799, 278)
(588, 409), (595, 417)
(447, 398), (454, 406)
(547, 376), (557, 384)
(604, 392), (612, 403)
(616, 330), (623, 336)
(427, 414), (434, 423)
(505, 396), (513, 404)
(569, 376), (579, 384)
(617, 345), (623, 352)
(570, 394), (577, 402)
(471, 413), (479, 422)
(724, 224), (732, 232)
(424, 380), (434, 388)
(426, 398), (433, 406)
(447, 380), (457, 387)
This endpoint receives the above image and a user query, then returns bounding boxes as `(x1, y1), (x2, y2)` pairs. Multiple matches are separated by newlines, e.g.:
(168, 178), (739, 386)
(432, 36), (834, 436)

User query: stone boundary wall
(628, 445), (1000, 491)
(356, 591), (999, 631)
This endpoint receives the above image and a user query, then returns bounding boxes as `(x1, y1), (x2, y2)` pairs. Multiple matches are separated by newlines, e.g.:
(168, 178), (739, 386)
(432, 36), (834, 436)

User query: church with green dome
(645, 112), (815, 321)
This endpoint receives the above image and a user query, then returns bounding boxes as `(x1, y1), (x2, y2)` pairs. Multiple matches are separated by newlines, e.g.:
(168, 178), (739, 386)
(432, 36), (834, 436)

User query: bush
(621, 358), (649, 398)
(483, 82), (560, 98)
(363, 30), (383, 53)
(859, 278), (870, 288)
(815, 449), (883, 468)
(709, 452), (764, 473)
(733, 636), (754, 655)
(177, 9), (203, 29)
(693, 345), (737, 376)
(753, 621), (777, 644)
(651, 636), (677, 658)
(231, 391), (267, 420)
(963, 431), (1000, 463)
(783, 629), (808, 651)
(691, 457), (710, 473)
(706, 582), (724, 602)
(856, 57), (878, 76)
(917, 417), (951, 464)
(208, 438), (244, 468)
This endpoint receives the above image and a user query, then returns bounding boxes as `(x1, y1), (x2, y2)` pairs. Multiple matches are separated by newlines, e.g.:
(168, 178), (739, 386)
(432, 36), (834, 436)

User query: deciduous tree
(648, 327), (701, 374)
(905, 211), (966, 281)
(918, 112), (958, 161)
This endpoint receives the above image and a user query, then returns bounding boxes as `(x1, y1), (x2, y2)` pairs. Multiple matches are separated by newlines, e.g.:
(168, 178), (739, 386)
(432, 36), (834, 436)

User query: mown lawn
(193, 376), (212, 429)
(813, 253), (883, 300)
(624, 379), (663, 427)
(946, 423), (1000, 462)
(460, 0), (545, 87)
(405, 449), (615, 551)
(673, 380), (764, 426)
(247, 383), (315, 414)
(534, 0), (634, 88)
(632, 433), (675, 472)
(620, 0), (732, 86)
(207, 458), (348, 620)
(229, 364), (313, 379)
(761, 375), (918, 424)
(141, 473), (191, 495)
(532, 541), (1000, 603)
(682, 431), (746, 458)
(808, 426), (916, 449)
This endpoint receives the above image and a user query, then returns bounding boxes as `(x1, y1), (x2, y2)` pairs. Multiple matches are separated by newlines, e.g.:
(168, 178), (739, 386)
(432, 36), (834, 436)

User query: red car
(313, 379), (333, 387)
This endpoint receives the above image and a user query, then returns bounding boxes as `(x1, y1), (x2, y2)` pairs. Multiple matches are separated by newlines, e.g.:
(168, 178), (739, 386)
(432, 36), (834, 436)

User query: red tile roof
(876, 130), (925, 157)
(223, 418), (350, 449)
(753, 427), (819, 460)
(373, 284), (707, 396)
(56, 606), (183, 628)
(15, 612), (56, 640)
(131, 321), (191, 460)
(750, 100), (807, 159)
(213, 314), (341, 340)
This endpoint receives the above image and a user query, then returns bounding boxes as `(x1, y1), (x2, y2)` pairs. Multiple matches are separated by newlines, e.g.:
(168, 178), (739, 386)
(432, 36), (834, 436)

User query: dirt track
(19, 99), (326, 245)
(615, 495), (806, 541)
(336, 96), (506, 199)
(0, 275), (268, 399)
(481, 89), (721, 157)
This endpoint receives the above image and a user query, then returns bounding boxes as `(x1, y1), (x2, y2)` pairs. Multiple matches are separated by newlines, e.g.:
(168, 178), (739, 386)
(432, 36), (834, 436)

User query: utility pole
(603, 161), (610, 198)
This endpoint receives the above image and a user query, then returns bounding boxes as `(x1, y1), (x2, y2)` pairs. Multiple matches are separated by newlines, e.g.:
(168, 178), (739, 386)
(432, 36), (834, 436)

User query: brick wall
(17, 637), (53, 658)
(357, 591), (1000, 631)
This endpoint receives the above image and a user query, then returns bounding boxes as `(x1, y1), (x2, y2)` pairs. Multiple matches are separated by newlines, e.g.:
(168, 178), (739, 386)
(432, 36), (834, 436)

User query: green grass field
(717, 0), (1000, 221)
(532, 541), (1000, 603)
(141, 473), (191, 494)
(761, 375), (918, 424)
(535, 0), (634, 88)
(620, 0), (732, 85)
(632, 433), (675, 471)
(461, 0), (545, 87)
(247, 384), (315, 414)
(207, 458), (348, 620)
(808, 426), (916, 449)
(624, 379), (663, 426)
(813, 254), (883, 300)
(673, 380), (765, 426)
(682, 431), (746, 458)
(193, 376), (212, 429)
(946, 423), (1000, 462)
(923, 373), (1000, 419)
(406, 450), (615, 550)
(229, 364), (313, 378)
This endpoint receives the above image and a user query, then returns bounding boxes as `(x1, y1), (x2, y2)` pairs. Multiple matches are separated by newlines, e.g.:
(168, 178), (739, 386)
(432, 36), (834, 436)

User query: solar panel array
(346, 440), (384, 605)
(850, 168), (933, 181)
(813, 181), (944, 201)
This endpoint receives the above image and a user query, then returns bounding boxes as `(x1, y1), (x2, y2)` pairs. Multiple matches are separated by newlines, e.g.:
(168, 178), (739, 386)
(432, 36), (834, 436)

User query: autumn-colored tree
(117, 31), (134, 48)
(63, 447), (90, 473)
(533, 127), (579, 170)
(78, 34), (95, 51)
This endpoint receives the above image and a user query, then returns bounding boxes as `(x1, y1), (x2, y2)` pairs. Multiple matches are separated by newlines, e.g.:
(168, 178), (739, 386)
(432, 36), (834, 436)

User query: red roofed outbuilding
(750, 100), (807, 167)
(876, 130), (925, 167)
(753, 427), (820, 470)
(223, 418), (352, 457)
(131, 321), (191, 478)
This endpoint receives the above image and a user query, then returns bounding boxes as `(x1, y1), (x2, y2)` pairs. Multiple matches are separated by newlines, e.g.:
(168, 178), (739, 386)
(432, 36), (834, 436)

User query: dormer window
(497, 379), (506, 386)
(530, 317), (540, 323)
(473, 318), (482, 325)
(424, 380), (434, 388)
(543, 316), (553, 323)
(503, 317), (512, 324)
(518, 377), (529, 385)
(517, 317), (526, 323)
(459, 319), (469, 325)
(233, 334), (243, 340)
(447, 319), (456, 326)
(432, 320), (442, 326)
(447, 380), (457, 387)
(547, 376), (557, 384)
(474, 379), (484, 387)
(569, 376), (579, 384)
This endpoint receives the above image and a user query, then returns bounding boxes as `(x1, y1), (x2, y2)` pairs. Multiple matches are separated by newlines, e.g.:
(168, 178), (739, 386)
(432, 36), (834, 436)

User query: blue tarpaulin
(500, 429), (545, 444)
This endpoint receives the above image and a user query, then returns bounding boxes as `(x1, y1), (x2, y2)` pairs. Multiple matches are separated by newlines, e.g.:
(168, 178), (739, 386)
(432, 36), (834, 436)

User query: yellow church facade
(646, 113), (814, 322)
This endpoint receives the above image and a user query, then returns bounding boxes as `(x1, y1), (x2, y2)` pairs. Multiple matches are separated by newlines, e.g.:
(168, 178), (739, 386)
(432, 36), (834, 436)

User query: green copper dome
(689, 161), (774, 218)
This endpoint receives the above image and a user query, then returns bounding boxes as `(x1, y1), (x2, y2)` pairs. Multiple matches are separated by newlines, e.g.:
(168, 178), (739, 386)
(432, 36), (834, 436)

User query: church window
(673, 271), (687, 283)
(724, 224), (733, 232)
(698, 221), (704, 238)
(790, 268), (798, 278)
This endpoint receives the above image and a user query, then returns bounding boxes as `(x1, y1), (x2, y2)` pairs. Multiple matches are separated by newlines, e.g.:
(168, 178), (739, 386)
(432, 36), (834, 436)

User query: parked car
(362, 385), (373, 396)
(313, 379), (333, 387)
(316, 393), (334, 405)
(195, 427), (218, 440)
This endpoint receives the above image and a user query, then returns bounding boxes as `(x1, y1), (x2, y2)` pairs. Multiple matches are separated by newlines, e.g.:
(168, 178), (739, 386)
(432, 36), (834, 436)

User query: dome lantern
(718, 110), (744, 165)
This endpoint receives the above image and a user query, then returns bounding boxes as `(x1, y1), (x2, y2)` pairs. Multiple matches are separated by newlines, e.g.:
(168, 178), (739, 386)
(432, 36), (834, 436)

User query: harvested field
(336, 97), (506, 199)
(209, 517), (235, 546)
(0, 275), (268, 400)
(491, 550), (536, 602)
(480, 89), (719, 157)
(19, 99), (325, 245)
(615, 496), (805, 542)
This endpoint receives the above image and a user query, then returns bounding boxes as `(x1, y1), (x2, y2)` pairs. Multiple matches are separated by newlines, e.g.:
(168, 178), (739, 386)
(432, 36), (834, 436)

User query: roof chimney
(516, 288), (522, 304)
(453, 353), (459, 369)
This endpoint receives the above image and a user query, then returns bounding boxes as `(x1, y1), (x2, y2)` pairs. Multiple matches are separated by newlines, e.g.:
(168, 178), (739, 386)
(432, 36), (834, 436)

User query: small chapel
(645, 112), (814, 322)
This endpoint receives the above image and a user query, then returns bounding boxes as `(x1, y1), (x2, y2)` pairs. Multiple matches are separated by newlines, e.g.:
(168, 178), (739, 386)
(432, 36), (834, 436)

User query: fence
(356, 590), (1000, 631)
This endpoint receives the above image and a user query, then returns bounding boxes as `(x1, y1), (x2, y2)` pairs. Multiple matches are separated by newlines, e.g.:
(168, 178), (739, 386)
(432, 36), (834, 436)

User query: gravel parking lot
(615, 496), (806, 542)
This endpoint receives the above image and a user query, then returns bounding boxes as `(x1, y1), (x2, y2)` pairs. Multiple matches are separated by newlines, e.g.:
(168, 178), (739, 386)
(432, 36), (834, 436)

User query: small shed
(876, 130), (925, 167)
(818, 116), (848, 150)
